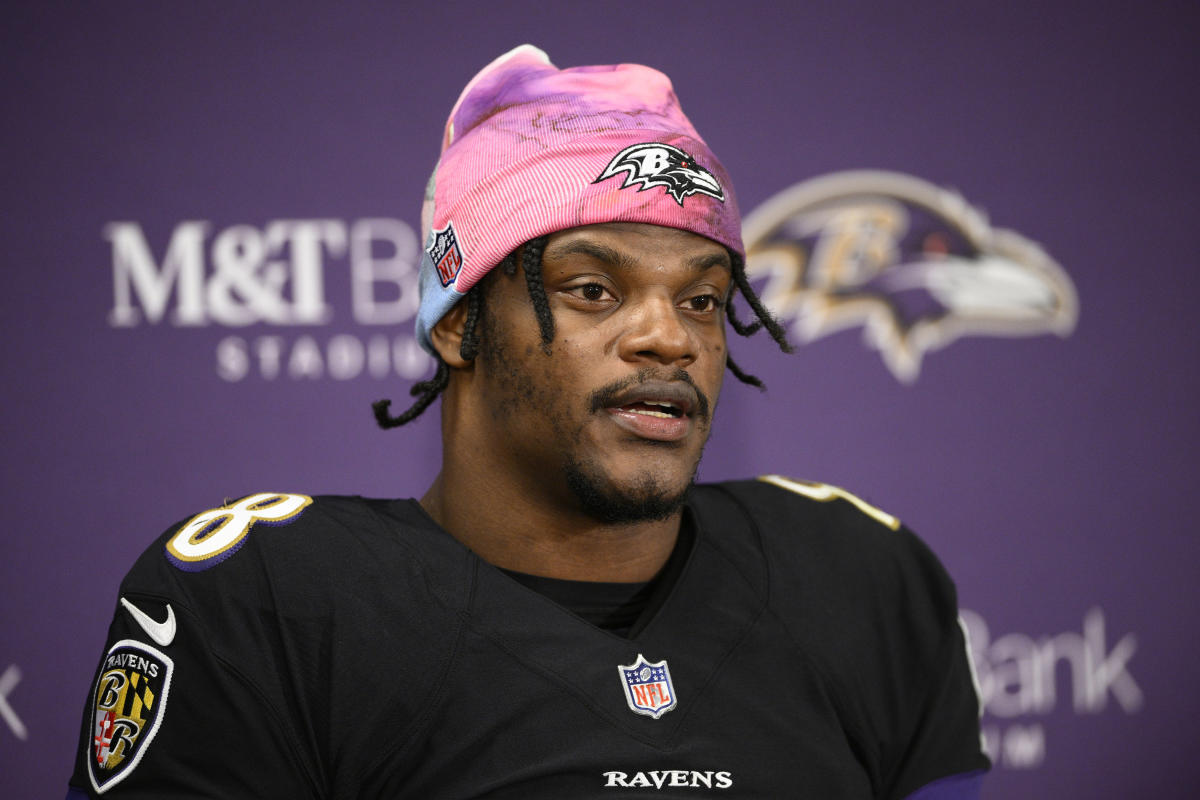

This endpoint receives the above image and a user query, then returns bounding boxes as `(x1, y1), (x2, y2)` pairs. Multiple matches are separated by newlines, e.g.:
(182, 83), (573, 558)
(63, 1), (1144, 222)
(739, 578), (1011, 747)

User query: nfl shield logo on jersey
(88, 640), (174, 794)
(618, 654), (677, 719)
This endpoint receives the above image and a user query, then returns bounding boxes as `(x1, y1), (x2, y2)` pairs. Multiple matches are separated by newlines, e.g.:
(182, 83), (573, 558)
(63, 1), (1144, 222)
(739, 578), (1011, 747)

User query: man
(70, 45), (989, 798)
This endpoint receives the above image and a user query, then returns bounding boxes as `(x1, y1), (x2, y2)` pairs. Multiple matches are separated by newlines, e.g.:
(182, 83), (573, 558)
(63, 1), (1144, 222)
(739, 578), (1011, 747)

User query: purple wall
(4, 2), (1197, 796)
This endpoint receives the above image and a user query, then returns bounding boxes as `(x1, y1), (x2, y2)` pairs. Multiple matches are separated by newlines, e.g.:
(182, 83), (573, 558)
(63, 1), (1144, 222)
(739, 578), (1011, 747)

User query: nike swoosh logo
(120, 597), (176, 647)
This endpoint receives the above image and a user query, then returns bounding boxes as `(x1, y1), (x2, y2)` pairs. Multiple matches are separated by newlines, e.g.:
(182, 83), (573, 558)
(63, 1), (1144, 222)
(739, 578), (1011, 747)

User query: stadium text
(215, 334), (431, 381)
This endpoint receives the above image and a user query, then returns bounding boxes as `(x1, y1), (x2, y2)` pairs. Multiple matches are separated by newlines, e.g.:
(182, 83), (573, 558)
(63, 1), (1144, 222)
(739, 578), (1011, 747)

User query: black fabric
(498, 513), (696, 637)
(499, 570), (652, 635)
(68, 480), (990, 798)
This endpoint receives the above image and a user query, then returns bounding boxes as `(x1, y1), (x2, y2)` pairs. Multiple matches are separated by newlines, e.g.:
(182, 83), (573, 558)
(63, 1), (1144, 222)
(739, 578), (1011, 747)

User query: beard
(476, 289), (714, 524)
(563, 450), (696, 524)
(563, 367), (711, 523)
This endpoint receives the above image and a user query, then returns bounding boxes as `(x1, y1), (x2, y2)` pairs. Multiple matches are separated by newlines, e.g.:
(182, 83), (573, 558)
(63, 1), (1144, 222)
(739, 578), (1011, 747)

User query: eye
(566, 282), (614, 303)
(580, 283), (606, 301)
(683, 294), (723, 313)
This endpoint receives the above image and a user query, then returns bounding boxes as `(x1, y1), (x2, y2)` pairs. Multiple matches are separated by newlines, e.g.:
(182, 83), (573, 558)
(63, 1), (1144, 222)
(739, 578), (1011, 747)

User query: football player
(70, 45), (989, 798)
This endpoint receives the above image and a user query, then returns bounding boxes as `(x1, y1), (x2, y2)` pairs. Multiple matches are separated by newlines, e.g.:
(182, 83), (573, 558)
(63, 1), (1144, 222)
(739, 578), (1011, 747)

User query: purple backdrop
(4, 2), (1198, 797)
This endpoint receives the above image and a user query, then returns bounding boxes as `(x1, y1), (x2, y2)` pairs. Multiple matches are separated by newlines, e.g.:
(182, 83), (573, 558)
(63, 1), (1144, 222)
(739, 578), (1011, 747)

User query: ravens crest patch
(88, 640), (173, 794)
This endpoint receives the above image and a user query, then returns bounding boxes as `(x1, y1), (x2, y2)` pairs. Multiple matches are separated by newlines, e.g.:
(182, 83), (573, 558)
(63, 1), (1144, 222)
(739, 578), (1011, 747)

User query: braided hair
(373, 240), (790, 429)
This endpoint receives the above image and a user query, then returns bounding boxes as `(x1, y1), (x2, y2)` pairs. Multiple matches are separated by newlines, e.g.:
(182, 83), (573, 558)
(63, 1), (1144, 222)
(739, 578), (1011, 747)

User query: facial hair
(566, 368), (713, 523)
(479, 302), (714, 524)
(562, 451), (694, 524)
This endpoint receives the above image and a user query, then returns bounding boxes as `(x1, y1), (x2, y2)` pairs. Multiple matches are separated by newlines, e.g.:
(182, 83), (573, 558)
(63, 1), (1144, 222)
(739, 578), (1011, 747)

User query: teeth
(615, 399), (683, 419)
(632, 409), (674, 419)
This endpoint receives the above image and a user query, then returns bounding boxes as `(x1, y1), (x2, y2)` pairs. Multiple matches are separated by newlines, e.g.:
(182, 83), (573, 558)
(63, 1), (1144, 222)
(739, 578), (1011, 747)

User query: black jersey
(69, 477), (989, 798)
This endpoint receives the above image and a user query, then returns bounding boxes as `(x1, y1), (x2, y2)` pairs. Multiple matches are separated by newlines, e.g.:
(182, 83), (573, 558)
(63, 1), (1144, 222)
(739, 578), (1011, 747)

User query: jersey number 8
(165, 493), (312, 571)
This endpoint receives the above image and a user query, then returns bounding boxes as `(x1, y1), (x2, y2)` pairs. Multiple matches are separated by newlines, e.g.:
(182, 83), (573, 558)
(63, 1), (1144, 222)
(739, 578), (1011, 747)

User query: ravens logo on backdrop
(742, 170), (1078, 381)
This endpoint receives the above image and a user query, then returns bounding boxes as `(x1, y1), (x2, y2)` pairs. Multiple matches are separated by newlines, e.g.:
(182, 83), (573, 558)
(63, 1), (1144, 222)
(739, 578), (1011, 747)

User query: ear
(429, 300), (472, 369)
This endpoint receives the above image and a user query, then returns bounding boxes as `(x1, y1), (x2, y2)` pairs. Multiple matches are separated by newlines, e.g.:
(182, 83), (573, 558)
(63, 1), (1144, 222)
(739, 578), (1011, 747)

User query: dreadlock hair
(519, 237), (555, 353)
(373, 240), (790, 429)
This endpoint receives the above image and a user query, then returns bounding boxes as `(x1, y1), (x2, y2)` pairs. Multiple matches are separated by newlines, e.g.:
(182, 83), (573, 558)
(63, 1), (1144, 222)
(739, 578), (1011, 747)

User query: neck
(420, 473), (681, 582)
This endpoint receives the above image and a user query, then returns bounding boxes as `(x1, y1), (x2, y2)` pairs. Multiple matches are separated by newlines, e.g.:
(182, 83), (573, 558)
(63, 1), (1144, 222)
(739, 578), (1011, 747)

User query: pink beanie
(415, 44), (742, 352)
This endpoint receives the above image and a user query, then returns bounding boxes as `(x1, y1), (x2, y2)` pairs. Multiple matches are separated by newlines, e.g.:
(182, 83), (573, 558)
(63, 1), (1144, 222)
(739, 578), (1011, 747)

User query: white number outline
(165, 493), (312, 565)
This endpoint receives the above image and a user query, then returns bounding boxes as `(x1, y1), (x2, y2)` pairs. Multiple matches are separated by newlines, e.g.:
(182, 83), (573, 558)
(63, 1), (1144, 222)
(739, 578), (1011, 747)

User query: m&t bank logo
(105, 218), (432, 381)
(962, 608), (1142, 770)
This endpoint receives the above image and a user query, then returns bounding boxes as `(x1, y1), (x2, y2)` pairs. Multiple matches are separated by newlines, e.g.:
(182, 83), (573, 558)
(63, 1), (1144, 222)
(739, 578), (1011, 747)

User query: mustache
(587, 368), (712, 422)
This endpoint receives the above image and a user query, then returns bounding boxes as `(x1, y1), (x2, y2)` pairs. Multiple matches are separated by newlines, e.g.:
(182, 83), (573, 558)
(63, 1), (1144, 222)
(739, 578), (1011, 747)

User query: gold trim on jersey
(757, 475), (901, 531)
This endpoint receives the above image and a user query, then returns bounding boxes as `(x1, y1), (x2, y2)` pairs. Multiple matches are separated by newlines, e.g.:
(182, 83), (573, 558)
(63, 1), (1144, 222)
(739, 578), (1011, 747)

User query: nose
(617, 293), (696, 367)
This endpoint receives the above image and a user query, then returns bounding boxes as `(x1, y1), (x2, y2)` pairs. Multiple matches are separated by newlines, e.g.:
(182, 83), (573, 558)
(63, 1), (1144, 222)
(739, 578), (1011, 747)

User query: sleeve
(732, 478), (992, 796)
(66, 586), (323, 797)
(881, 530), (991, 800)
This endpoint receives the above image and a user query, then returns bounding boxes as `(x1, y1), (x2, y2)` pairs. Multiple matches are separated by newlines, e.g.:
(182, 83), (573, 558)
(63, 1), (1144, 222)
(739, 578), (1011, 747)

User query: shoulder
(705, 474), (902, 532)
(697, 475), (913, 565)
(111, 491), (466, 690)
(697, 474), (959, 630)
(119, 492), (460, 619)
(158, 492), (337, 571)
(132, 492), (388, 573)
(700, 478), (987, 790)
(77, 494), (462, 793)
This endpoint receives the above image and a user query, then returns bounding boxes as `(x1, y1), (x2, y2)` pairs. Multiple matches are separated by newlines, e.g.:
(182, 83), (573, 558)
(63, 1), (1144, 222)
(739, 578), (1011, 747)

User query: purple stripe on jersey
(903, 769), (985, 800)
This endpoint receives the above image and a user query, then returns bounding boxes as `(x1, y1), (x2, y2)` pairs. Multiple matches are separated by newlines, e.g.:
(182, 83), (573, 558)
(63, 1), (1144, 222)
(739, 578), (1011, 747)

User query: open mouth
(597, 379), (701, 443)
(618, 400), (685, 419)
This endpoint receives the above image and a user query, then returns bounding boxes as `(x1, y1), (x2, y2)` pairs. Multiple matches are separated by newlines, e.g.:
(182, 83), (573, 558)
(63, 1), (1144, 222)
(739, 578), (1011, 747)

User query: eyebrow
(544, 239), (733, 274)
